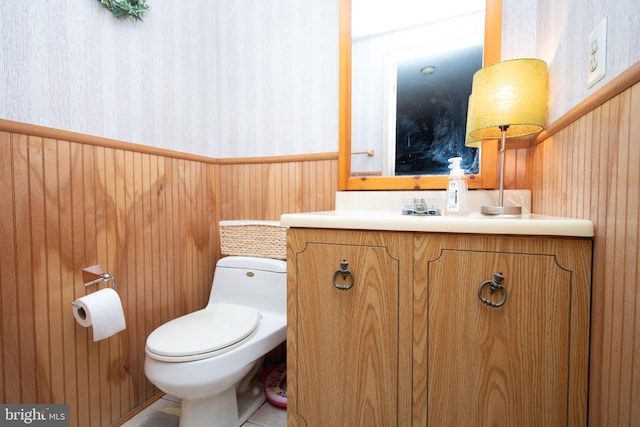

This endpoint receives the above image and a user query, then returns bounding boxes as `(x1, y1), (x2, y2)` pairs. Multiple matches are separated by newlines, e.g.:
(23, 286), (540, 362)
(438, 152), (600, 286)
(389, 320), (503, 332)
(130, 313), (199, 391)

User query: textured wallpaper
(212, 1), (338, 158)
(501, 0), (640, 124)
(0, 0), (339, 158)
(5, 0), (636, 158)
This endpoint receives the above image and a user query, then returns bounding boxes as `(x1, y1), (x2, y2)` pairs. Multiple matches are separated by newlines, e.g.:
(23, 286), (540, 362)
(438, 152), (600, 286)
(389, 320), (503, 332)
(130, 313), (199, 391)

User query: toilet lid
(145, 303), (260, 362)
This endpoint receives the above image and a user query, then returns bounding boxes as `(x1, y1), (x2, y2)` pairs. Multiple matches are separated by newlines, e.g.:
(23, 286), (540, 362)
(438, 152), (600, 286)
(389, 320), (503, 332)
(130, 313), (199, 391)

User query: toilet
(144, 256), (287, 427)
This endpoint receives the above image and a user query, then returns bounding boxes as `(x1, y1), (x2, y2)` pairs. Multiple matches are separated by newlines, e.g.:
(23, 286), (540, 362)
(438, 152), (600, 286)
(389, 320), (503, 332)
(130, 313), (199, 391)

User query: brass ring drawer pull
(333, 260), (354, 290)
(478, 272), (507, 307)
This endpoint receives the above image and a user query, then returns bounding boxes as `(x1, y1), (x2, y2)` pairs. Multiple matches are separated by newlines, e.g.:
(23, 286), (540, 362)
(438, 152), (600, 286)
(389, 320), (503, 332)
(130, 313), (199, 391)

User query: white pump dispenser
(446, 157), (469, 215)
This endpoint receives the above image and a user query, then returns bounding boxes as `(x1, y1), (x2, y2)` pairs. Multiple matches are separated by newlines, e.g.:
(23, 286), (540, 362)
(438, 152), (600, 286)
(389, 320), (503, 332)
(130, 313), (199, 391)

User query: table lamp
(466, 58), (548, 215)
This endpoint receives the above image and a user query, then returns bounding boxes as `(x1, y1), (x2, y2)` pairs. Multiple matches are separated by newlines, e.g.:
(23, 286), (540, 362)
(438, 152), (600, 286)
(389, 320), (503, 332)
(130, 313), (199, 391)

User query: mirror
(339, 0), (502, 190)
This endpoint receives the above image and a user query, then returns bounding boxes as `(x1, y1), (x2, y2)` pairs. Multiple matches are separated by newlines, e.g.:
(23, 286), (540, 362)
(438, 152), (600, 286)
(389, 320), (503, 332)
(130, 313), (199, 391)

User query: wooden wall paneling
(615, 84), (639, 424)
(224, 163), (236, 219)
(185, 158), (196, 310)
(0, 125), (228, 426)
(156, 155), (168, 349)
(0, 132), (19, 402)
(280, 162), (291, 215)
(287, 161), (297, 214)
(217, 159), (338, 221)
(130, 150), (144, 403)
(532, 81), (640, 425)
(604, 91), (625, 423)
(69, 141), (88, 426)
(192, 160), (203, 308)
(251, 163), (261, 218)
(113, 148), (131, 420)
(503, 149), (517, 189)
(270, 163), (283, 221)
(17, 134), (37, 402)
(0, 120), (339, 425)
(57, 139), (77, 415)
(43, 137), (63, 405)
(236, 163), (246, 219)
(164, 157), (177, 325)
(85, 143), (107, 424)
(113, 147), (131, 413)
(140, 153), (153, 405)
(302, 160), (314, 213)
(148, 153), (160, 345)
(0, 132), (11, 403)
(169, 157), (183, 323)
(625, 84), (640, 423)
(268, 162), (283, 218)
(122, 148), (139, 411)
(197, 160), (206, 302)
(29, 135), (48, 404)
(94, 144), (109, 425)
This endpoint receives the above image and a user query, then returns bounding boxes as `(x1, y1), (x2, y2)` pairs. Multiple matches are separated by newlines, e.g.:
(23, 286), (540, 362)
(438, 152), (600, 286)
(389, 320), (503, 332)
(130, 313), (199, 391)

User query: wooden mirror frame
(339, 0), (503, 190)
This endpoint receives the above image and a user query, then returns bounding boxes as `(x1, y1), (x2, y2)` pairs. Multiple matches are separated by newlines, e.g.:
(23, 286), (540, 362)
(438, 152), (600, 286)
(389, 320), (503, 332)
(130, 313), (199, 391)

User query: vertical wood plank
(0, 132), (19, 403)
(122, 148), (138, 410)
(132, 151), (146, 401)
(93, 145), (111, 426)
(113, 148), (132, 412)
(157, 157), (169, 334)
(16, 134), (36, 402)
(57, 139), (77, 410)
(149, 154), (160, 331)
(43, 137), (64, 403)
(104, 146), (121, 421)
(70, 141), (89, 427)
(82, 143), (102, 426)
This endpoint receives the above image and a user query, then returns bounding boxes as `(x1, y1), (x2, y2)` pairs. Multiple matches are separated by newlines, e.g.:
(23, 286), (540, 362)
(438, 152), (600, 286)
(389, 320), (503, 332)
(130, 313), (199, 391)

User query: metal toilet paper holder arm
(82, 273), (117, 291)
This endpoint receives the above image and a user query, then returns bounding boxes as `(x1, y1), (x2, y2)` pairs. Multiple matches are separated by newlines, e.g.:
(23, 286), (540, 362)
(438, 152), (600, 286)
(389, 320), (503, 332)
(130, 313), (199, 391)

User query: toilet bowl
(144, 256), (286, 427)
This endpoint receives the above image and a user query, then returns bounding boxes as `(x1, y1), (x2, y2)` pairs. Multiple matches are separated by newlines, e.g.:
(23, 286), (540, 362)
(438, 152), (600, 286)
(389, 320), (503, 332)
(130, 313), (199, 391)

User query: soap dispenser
(446, 157), (469, 215)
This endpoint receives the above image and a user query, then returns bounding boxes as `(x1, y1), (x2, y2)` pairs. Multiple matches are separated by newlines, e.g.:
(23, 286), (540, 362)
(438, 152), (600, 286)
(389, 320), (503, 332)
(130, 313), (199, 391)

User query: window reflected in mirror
(350, 0), (485, 177)
(394, 45), (482, 176)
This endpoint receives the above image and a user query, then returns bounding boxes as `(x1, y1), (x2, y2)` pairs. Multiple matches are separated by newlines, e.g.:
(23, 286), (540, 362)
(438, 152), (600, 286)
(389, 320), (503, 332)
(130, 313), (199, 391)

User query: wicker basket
(219, 220), (287, 260)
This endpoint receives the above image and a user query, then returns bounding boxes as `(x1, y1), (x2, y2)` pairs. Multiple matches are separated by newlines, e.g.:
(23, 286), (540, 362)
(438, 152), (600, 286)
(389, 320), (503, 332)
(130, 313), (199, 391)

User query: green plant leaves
(100, 0), (149, 21)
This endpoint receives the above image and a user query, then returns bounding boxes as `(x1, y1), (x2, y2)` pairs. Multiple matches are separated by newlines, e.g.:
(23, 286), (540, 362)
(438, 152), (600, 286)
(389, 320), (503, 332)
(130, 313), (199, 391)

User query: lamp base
(481, 205), (522, 215)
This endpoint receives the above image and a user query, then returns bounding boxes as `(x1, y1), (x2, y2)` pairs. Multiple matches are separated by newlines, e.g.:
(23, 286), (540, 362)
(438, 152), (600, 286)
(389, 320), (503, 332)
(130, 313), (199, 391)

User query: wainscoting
(217, 155), (338, 221)
(531, 72), (640, 425)
(0, 121), (338, 426)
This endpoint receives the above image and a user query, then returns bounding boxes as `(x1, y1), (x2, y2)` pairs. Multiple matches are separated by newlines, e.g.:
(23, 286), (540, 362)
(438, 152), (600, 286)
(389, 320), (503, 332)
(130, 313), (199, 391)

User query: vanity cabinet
(413, 234), (591, 426)
(287, 228), (591, 426)
(286, 228), (414, 426)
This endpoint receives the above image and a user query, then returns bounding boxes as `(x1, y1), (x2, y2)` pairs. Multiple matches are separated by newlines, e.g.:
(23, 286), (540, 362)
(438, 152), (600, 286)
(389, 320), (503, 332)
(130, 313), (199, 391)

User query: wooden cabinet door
(414, 235), (591, 427)
(287, 229), (413, 426)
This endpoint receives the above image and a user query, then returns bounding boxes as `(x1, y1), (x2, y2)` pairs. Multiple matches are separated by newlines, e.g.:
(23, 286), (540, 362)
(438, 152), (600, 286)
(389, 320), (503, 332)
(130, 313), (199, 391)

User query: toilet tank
(208, 256), (287, 314)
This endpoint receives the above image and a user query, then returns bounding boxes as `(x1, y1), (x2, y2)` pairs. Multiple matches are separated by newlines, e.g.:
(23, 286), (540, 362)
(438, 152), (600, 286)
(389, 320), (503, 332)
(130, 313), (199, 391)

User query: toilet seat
(145, 303), (260, 362)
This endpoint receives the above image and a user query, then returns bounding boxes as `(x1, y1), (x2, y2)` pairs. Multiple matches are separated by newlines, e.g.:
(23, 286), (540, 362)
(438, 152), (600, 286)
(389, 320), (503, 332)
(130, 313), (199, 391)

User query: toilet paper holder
(71, 265), (118, 314)
(80, 264), (117, 291)
(82, 273), (117, 290)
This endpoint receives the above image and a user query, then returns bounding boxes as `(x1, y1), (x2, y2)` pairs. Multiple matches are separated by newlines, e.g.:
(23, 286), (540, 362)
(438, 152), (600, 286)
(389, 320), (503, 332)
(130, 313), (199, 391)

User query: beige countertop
(280, 191), (594, 237)
(280, 211), (594, 237)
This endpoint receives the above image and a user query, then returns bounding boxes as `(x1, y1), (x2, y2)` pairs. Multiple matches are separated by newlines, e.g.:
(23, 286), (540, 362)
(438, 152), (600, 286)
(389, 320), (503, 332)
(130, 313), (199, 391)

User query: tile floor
(121, 394), (287, 427)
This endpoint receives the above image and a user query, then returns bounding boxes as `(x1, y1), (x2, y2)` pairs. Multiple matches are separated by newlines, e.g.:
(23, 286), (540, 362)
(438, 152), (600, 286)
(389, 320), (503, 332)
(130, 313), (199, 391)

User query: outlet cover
(587, 17), (607, 88)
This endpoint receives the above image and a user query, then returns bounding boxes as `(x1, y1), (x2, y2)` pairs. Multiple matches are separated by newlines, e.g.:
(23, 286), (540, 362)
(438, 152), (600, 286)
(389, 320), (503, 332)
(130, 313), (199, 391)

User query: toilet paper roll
(72, 288), (126, 342)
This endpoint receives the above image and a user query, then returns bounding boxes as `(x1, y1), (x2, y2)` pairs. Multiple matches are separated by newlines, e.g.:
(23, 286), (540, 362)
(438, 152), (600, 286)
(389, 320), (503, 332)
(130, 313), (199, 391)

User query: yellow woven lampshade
(464, 58), (548, 215)
(466, 58), (548, 142)
(465, 93), (481, 147)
